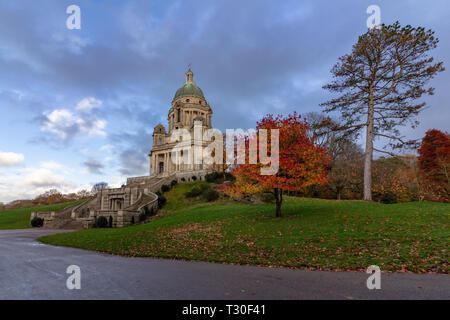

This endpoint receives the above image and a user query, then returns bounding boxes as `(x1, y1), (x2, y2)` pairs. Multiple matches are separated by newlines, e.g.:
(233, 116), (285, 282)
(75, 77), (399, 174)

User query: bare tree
(92, 182), (109, 193)
(306, 112), (357, 161)
(328, 142), (364, 200)
(321, 22), (444, 200)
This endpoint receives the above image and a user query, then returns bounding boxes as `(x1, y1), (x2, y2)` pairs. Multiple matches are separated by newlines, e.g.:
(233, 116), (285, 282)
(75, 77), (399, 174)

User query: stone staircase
(43, 204), (84, 230)
(33, 175), (172, 229)
(125, 193), (158, 212)
(46, 218), (84, 230)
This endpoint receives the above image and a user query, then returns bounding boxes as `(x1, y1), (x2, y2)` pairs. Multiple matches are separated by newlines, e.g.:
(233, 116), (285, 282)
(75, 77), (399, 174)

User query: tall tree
(224, 113), (329, 217)
(321, 22), (444, 200)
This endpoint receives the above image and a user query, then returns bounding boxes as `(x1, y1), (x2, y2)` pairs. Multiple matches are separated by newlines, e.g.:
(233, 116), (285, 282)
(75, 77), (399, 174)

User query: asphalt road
(0, 229), (448, 300)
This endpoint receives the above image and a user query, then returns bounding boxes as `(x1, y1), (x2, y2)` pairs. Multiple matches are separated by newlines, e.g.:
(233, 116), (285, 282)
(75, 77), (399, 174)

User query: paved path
(0, 229), (448, 300)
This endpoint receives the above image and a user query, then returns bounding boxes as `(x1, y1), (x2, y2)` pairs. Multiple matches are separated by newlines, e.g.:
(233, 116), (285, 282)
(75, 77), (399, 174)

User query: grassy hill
(38, 182), (449, 273)
(0, 200), (87, 230)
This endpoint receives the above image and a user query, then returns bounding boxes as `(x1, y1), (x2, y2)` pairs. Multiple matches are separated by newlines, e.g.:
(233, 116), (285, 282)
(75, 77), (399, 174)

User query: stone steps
(43, 204), (84, 230)
(125, 193), (157, 211)
(45, 218), (84, 230)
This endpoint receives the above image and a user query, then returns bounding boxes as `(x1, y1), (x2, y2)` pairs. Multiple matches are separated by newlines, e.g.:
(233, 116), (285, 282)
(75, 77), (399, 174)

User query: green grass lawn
(0, 200), (87, 230)
(39, 182), (449, 273)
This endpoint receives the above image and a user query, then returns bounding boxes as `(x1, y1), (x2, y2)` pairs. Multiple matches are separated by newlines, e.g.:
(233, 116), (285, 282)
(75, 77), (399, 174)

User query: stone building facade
(149, 69), (215, 181)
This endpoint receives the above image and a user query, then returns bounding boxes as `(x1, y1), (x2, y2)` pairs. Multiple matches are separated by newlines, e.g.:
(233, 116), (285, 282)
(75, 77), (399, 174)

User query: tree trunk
(274, 188), (283, 217)
(363, 97), (375, 201)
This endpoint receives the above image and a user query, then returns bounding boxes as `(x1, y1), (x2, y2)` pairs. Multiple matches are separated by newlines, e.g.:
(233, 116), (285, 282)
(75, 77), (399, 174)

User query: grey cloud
(108, 129), (153, 176)
(83, 158), (105, 175)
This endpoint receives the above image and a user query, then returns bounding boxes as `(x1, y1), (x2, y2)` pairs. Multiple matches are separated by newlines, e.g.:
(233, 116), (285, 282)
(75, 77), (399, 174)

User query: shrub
(31, 217), (44, 228)
(203, 189), (220, 202)
(379, 192), (398, 204)
(205, 173), (214, 183)
(144, 206), (154, 217)
(139, 212), (147, 222)
(200, 184), (212, 192)
(94, 216), (108, 228)
(205, 171), (220, 183)
(181, 177), (186, 182)
(161, 184), (170, 193)
(185, 186), (202, 198)
(224, 172), (236, 182)
(158, 194), (167, 208)
(206, 171), (236, 183)
(171, 180), (178, 187)
(192, 176), (197, 181)
(108, 216), (113, 228)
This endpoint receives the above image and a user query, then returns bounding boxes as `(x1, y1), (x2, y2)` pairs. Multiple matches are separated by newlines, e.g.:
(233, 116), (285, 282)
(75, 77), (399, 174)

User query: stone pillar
(165, 153), (168, 174)
(167, 153), (171, 174)
(149, 154), (152, 176)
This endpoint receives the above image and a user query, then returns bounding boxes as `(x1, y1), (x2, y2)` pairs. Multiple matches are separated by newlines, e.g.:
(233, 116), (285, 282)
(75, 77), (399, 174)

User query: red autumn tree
(224, 113), (330, 217)
(418, 129), (450, 200)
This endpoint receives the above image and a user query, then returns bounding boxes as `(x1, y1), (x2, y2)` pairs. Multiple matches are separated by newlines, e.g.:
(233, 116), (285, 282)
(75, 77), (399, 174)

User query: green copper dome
(174, 82), (205, 99)
(174, 69), (205, 100)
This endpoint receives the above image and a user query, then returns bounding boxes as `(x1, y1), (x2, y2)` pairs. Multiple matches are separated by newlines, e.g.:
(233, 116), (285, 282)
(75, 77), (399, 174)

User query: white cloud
(80, 148), (89, 155)
(75, 97), (102, 112)
(88, 119), (107, 136)
(40, 97), (107, 143)
(20, 168), (65, 187)
(40, 160), (63, 171)
(100, 144), (114, 153)
(41, 109), (79, 140)
(0, 164), (89, 203)
(0, 151), (24, 167)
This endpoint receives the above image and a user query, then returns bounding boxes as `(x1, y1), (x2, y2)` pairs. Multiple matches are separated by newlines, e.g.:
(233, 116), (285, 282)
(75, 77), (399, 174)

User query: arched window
(186, 99), (190, 103)
(177, 109), (181, 122)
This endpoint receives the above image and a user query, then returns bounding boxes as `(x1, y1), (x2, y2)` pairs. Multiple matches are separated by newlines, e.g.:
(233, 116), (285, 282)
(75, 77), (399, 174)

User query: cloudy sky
(0, 0), (449, 203)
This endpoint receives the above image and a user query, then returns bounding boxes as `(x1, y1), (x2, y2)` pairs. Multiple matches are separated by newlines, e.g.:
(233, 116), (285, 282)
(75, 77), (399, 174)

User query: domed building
(149, 69), (214, 180)
(31, 69), (218, 229)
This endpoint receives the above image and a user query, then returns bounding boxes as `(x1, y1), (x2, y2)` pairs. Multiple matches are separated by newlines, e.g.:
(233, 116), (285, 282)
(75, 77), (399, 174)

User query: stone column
(163, 153), (166, 174)
(164, 153), (166, 174)
(150, 154), (153, 176)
